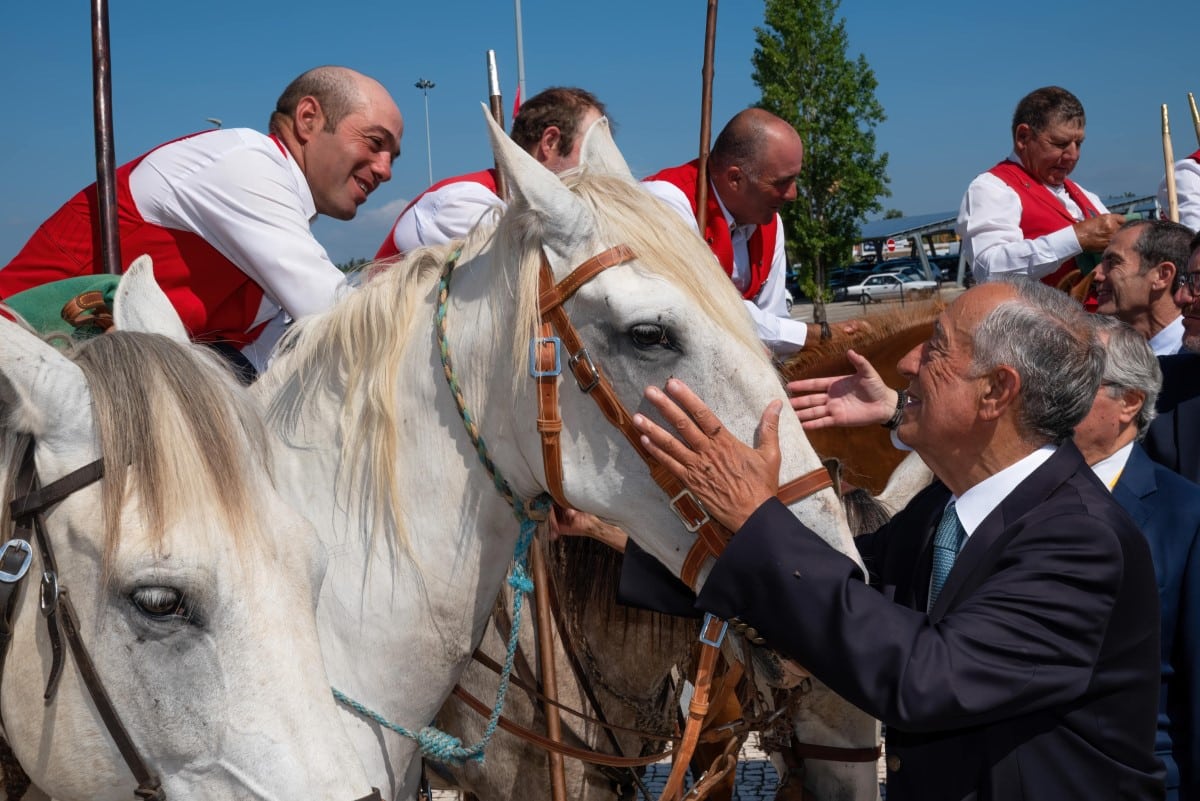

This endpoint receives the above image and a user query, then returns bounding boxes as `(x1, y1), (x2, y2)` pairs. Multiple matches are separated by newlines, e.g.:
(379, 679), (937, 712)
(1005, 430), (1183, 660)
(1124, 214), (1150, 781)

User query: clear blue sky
(1, 0), (1195, 266)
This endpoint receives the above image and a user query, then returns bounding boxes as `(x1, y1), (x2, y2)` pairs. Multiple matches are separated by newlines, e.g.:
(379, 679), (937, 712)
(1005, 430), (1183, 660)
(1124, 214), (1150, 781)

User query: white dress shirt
(1149, 314), (1184, 356)
(952, 445), (1058, 546)
(1158, 156), (1200, 232)
(1090, 441), (1134, 491)
(388, 179), (505, 255)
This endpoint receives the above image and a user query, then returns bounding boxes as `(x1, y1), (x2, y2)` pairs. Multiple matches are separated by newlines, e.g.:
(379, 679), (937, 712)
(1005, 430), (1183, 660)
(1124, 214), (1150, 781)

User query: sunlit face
(1014, 117), (1085, 186)
(1093, 225), (1154, 320)
(1175, 248), (1200, 354)
(304, 82), (403, 221)
(724, 126), (803, 226)
(894, 284), (1013, 458)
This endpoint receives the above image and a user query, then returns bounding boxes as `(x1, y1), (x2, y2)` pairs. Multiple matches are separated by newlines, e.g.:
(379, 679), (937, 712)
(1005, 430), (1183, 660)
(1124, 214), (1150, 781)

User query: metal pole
(695, 0), (718, 234)
(486, 51), (509, 201)
(415, 79), (435, 185)
(91, 0), (121, 275)
(513, 0), (527, 111)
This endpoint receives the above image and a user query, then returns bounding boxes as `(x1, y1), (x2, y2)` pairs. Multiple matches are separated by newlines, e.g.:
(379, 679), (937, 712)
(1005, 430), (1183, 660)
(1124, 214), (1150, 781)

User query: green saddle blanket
(3, 275), (121, 341)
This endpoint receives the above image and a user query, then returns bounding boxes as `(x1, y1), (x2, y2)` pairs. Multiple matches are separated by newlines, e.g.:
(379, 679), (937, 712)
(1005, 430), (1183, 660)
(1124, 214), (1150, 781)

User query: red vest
(987, 160), (1103, 288)
(375, 169), (499, 260)
(0, 131), (271, 347)
(645, 160), (777, 301)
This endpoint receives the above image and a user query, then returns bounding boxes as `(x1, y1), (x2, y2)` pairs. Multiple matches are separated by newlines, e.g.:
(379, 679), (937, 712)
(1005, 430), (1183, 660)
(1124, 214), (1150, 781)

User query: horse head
(0, 259), (376, 801)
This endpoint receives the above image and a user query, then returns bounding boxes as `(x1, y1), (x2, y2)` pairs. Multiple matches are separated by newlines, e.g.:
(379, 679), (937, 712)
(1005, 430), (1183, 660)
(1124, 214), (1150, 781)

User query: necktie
(928, 500), (964, 611)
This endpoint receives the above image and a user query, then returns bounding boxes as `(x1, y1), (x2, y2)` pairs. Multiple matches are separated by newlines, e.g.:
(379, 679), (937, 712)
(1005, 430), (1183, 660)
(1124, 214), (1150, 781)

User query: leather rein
(0, 441), (382, 801)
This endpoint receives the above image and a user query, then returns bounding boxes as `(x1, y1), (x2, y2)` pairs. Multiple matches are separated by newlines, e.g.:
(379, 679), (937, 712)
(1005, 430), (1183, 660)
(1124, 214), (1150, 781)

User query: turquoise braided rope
(332, 249), (551, 766)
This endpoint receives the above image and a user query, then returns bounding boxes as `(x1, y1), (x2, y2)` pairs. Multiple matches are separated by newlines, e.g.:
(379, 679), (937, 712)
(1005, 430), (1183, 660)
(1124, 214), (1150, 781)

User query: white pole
(513, 0), (527, 109)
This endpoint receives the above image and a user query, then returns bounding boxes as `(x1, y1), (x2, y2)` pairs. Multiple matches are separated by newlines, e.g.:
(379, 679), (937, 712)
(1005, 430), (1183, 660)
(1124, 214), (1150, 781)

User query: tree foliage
(753, 0), (889, 299)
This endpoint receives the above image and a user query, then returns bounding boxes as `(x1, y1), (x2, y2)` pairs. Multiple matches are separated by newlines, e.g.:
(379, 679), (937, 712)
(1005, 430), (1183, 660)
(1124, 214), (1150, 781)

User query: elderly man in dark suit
(1077, 315), (1200, 799)
(630, 277), (1164, 800)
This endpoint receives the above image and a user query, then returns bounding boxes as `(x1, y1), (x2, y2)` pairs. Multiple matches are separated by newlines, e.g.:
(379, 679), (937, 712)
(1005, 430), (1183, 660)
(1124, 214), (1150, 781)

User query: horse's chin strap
(0, 440), (166, 801)
(532, 247), (834, 592)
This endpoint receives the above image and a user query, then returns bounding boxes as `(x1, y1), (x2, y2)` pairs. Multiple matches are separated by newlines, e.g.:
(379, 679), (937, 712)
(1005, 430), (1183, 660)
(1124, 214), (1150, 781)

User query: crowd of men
(3, 67), (1200, 800)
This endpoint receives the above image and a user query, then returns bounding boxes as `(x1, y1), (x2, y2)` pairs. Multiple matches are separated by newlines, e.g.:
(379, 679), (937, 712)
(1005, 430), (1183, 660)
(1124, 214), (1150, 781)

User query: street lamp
(414, 78), (435, 185)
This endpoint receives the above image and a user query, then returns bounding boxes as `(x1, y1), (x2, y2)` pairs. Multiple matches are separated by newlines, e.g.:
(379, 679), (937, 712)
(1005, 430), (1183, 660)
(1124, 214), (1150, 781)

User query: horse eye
(630, 323), (669, 349)
(130, 586), (191, 622)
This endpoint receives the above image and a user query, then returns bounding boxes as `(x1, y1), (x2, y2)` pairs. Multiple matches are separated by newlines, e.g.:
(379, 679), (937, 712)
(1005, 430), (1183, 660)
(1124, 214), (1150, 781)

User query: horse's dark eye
(630, 323), (669, 349)
(131, 587), (190, 621)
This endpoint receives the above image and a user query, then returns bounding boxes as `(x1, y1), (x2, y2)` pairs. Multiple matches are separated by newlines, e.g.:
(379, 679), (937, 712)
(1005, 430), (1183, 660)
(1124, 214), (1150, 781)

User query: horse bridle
(530, 244), (835, 590)
(0, 440), (381, 801)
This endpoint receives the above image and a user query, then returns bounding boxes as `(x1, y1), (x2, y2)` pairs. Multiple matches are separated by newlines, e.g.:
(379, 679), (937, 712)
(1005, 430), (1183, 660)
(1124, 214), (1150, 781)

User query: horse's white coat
(0, 260), (376, 801)
(256, 112), (877, 799)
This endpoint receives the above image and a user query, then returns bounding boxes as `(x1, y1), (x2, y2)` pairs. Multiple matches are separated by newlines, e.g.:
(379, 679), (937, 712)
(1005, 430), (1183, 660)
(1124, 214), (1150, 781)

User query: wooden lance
(486, 50), (509, 201)
(695, 0), (718, 234)
(1164, 105), (1179, 223)
(1190, 92), (1200, 147)
(91, 0), (122, 275)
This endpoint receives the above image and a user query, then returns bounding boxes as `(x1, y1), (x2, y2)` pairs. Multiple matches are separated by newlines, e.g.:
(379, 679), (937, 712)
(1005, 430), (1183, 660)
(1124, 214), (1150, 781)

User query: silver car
(843, 272), (938, 303)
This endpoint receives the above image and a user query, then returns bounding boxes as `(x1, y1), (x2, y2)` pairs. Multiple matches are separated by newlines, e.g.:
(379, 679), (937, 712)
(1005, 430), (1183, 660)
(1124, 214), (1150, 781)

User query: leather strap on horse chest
(534, 246), (834, 590)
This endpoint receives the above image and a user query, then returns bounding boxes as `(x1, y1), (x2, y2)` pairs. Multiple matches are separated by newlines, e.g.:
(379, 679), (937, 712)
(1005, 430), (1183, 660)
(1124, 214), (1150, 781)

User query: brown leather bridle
(531, 244), (835, 591)
(0, 440), (381, 801)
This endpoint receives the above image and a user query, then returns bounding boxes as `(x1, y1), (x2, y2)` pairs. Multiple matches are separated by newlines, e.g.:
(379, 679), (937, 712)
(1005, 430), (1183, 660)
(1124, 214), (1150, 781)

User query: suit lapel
(1112, 446), (1156, 532)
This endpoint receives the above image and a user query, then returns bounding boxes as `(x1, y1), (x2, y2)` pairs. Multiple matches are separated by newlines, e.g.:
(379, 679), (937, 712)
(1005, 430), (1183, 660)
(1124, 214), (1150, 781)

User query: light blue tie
(928, 500), (964, 611)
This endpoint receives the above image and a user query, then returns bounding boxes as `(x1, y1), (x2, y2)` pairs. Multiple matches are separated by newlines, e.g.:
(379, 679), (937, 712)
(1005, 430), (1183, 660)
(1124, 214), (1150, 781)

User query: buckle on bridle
(39, 571), (59, 616)
(529, 336), (563, 377)
(699, 613), (727, 648)
(0, 539), (33, 584)
(567, 348), (600, 393)
(670, 489), (711, 533)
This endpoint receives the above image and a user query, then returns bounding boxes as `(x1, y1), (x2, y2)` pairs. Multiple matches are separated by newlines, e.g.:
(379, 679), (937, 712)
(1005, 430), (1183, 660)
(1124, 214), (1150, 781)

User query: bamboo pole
(530, 537), (567, 801)
(91, 0), (121, 275)
(1189, 92), (1200, 147)
(695, 0), (718, 234)
(486, 50), (509, 201)
(1164, 105), (1179, 223)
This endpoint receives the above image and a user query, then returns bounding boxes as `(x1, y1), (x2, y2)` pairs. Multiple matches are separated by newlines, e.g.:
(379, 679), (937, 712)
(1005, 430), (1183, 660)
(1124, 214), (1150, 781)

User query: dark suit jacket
(1114, 444), (1200, 799)
(1145, 394), (1200, 486)
(1157, 353), (1200, 414)
(696, 443), (1164, 801)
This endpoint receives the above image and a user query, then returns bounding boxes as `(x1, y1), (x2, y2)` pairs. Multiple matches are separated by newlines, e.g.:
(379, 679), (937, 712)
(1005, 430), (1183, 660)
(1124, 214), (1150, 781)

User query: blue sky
(1, 0), (1195, 266)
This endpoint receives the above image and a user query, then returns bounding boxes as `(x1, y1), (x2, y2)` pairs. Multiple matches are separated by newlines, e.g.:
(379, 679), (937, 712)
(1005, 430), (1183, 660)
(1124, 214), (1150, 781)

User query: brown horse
(781, 301), (943, 496)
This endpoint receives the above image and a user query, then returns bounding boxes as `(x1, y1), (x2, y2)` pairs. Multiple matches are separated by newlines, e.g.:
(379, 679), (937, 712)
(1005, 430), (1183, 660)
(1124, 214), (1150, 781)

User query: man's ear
(538, 125), (563, 160)
(1151, 261), (1178, 292)
(294, 95), (324, 144)
(1013, 123), (1033, 151)
(1118, 389), (1146, 426)
(980, 365), (1021, 421)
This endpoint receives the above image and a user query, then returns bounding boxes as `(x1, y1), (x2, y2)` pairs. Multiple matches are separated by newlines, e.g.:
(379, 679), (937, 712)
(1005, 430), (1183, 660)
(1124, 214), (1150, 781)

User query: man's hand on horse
(786, 348), (898, 429)
(547, 505), (629, 552)
(632, 379), (780, 531)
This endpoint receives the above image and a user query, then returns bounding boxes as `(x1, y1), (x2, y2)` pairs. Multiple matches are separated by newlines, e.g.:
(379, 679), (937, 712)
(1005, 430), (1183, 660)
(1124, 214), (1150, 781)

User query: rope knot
(508, 564), (534, 594)
(417, 727), (482, 766)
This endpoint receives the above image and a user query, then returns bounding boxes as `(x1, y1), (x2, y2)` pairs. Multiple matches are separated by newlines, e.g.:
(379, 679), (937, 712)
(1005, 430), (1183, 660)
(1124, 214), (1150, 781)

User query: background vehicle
(843, 272), (938, 303)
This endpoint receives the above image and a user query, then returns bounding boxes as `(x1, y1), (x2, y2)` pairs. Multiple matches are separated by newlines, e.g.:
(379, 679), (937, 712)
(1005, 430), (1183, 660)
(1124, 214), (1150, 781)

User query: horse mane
(262, 169), (771, 555)
(781, 300), (943, 382)
(1, 332), (274, 574)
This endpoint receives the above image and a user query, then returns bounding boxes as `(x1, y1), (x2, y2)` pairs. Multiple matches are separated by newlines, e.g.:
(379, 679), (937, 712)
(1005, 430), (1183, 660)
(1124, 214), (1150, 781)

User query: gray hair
(1087, 314), (1161, 437)
(969, 278), (1104, 444)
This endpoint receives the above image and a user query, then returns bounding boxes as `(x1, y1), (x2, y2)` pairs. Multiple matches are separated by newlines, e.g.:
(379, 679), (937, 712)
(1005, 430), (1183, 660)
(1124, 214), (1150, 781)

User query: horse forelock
(63, 332), (275, 573)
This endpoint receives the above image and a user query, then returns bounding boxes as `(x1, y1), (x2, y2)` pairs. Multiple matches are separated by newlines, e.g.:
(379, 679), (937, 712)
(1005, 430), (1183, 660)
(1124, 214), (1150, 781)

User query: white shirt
(952, 445), (1058, 546)
(642, 179), (809, 354)
(1090, 441), (1134, 491)
(956, 153), (1108, 283)
(129, 128), (349, 365)
(1157, 155), (1200, 232)
(1149, 314), (1185, 356)
(389, 179), (505, 255)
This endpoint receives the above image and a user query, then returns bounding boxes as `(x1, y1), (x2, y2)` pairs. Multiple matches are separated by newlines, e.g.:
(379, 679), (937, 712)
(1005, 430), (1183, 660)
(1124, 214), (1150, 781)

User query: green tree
(752, 0), (889, 316)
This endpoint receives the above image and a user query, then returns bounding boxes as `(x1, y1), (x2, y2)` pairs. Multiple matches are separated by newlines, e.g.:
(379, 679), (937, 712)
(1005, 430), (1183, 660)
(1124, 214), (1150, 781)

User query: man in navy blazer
(1076, 316), (1200, 799)
(631, 278), (1164, 800)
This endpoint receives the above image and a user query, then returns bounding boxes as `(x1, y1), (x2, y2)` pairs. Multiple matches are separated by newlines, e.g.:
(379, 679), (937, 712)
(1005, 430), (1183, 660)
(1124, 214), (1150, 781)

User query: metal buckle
(529, 336), (562, 377)
(0, 539), (33, 583)
(40, 571), (59, 616)
(698, 613), (727, 648)
(670, 489), (711, 533)
(568, 348), (600, 393)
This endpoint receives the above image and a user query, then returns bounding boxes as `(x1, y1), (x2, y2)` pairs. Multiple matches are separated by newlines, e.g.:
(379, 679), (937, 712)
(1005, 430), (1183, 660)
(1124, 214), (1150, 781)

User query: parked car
(842, 272), (939, 303)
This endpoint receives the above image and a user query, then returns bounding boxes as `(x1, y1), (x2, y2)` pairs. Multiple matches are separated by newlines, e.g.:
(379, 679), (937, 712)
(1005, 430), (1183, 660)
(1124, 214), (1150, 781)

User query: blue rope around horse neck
(331, 248), (550, 766)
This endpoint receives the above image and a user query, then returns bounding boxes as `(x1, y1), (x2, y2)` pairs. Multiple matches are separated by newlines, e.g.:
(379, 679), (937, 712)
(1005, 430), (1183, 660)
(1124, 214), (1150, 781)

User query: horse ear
(481, 103), (593, 262)
(578, 117), (634, 182)
(113, 254), (189, 342)
(0, 316), (92, 447)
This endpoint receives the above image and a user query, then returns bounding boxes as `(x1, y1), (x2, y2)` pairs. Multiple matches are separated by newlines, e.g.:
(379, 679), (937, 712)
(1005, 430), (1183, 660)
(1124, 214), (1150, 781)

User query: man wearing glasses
(957, 86), (1126, 287)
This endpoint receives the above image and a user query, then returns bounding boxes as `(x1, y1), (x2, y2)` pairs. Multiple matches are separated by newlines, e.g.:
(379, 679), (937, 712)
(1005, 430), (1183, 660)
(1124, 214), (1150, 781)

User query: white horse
(0, 259), (378, 801)
(253, 111), (878, 800)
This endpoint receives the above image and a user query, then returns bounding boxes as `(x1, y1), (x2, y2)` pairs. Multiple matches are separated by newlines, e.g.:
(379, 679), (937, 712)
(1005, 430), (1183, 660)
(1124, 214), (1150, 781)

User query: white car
(844, 272), (938, 303)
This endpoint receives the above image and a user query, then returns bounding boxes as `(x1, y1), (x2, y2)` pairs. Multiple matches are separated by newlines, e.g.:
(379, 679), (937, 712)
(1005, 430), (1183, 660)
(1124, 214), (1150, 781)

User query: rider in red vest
(1159, 148), (1200, 232)
(0, 66), (403, 376)
(375, 87), (605, 260)
(957, 86), (1125, 288)
(645, 109), (859, 355)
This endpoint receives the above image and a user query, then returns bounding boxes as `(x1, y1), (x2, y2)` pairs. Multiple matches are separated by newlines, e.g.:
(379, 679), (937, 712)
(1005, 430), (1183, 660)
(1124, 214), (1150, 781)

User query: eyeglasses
(1174, 271), (1200, 295)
